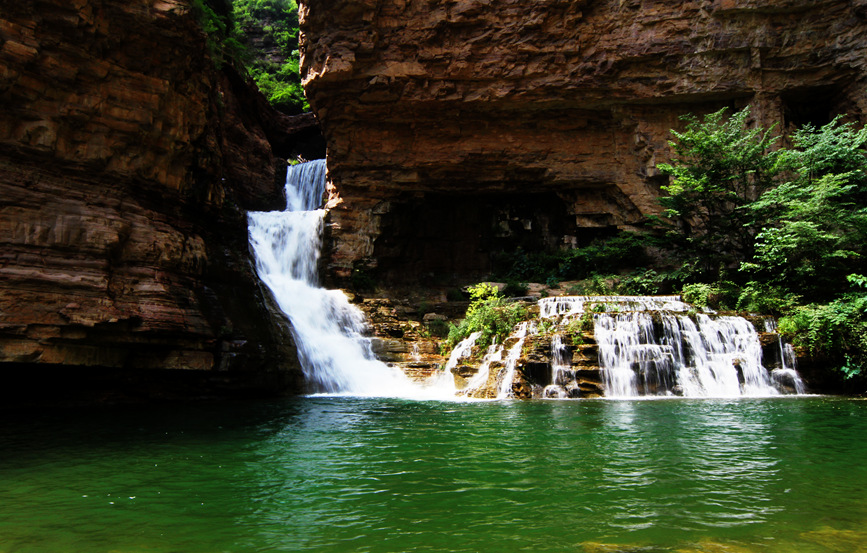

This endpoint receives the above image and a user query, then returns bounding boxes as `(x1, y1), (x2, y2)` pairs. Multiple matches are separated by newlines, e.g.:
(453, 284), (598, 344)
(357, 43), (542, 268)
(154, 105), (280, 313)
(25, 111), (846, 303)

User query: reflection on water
(0, 397), (865, 552)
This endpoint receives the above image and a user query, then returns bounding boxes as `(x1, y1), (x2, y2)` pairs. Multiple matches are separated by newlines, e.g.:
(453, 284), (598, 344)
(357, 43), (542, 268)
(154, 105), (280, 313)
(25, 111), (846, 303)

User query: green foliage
(734, 282), (800, 314)
(615, 269), (666, 295)
(536, 320), (555, 335)
(659, 109), (867, 379)
(778, 292), (867, 377)
(191, 0), (308, 113)
(231, 0), (308, 113)
(193, 0), (248, 68)
(425, 319), (450, 339)
(565, 276), (613, 296)
(681, 283), (713, 308)
(446, 288), (466, 302)
(743, 118), (867, 300)
(657, 106), (783, 269)
(502, 281), (528, 297)
(447, 284), (529, 350)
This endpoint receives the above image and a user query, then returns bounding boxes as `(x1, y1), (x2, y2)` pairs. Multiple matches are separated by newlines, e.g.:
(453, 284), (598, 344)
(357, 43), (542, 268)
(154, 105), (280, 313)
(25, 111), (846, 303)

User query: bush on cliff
(447, 283), (528, 350)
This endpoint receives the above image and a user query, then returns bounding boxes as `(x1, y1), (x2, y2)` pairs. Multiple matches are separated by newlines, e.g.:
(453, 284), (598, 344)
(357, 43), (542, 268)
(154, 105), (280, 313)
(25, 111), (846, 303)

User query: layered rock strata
(0, 0), (316, 399)
(300, 0), (867, 285)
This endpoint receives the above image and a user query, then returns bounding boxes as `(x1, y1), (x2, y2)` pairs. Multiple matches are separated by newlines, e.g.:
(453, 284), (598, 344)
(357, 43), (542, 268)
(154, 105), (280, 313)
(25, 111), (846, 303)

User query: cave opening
(370, 191), (617, 286)
(781, 86), (842, 130)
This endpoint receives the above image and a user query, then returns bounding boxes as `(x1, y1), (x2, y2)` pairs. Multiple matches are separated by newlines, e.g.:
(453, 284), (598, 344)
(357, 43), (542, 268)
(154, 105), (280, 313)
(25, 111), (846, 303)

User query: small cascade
(459, 344), (504, 396)
(496, 322), (535, 399)
(540, 295), (805, 398)
(539, 295), (692, 318)
(429, 331), (482, 393)
(248, 160), (419, 396)
(594, 312), (671, 397)
(543, 335), (571, 398)
(765, 319), (806, 394)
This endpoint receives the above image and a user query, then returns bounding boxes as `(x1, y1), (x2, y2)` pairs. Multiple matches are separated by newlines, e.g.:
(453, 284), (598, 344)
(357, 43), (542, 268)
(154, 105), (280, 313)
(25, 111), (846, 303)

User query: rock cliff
(0, 0), (316, 401)
(299, 0), (867, 285)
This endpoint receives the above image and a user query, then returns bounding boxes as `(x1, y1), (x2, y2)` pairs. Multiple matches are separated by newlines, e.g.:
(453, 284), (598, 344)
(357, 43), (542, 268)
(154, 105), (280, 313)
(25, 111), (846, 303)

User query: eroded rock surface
(0, 0), (315, 399)
(300, 0), (867, 285)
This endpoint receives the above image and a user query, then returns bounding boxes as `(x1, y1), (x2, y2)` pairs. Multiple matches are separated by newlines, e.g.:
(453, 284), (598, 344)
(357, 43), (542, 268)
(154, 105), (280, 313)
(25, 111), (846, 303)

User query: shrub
(681, 283), (713, 308)
(657, 106), (783, 269)
(490, 232), (651, 284)
(446, 283), (529, 350)
(778, 292), (867, 378)
(502, 281), (528, 297)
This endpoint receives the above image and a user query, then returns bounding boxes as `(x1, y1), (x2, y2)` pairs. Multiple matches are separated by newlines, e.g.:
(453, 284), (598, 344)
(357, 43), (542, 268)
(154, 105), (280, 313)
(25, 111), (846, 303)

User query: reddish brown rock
(0, 0), (315, 398)
(299, 0), (867, 285)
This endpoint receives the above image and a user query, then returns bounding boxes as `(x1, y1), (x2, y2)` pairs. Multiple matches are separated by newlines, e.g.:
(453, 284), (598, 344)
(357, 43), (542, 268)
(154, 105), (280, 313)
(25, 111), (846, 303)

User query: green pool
(1, 396), (865, 552)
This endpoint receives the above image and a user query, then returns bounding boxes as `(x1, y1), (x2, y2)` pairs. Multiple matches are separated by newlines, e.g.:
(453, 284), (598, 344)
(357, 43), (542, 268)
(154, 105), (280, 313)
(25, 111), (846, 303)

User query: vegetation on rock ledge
(447, 283), (528, 351)
(193, 0), (308, 114)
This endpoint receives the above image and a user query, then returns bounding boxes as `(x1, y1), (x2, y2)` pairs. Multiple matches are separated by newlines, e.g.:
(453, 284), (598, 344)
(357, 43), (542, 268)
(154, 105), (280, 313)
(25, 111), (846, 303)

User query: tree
(657, 107), (783, 271)
(743, 117), (867, 299)
(232, 0), (309, 114)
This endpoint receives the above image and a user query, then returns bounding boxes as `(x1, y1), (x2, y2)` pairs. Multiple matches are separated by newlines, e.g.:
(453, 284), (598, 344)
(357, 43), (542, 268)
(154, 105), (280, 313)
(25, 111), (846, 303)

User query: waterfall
(247, 160), (419, 396)
(543, 335), (571, 398)
(430, 331), (483, 394)
(539, 295), (692, 318)
(496, 322), (535, 399)
(459, 344), (504, 396)
(539, 295), (805, 398)
(765, 319), (806, 394)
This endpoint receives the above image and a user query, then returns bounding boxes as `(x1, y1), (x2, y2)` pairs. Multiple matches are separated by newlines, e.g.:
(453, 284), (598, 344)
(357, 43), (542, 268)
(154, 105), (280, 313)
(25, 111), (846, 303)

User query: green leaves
(745, 124), (867, 298)
(658, 107), (782, 269)
(231, 0), (309, 113)
(447, 284), (528, 351)
(661, 108), (867, 380)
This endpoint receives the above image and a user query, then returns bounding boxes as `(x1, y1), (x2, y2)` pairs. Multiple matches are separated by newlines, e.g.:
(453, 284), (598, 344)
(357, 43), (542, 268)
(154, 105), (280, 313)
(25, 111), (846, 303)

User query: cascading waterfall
(543, 335), (571, 398)
(764, 319), (807, 394)
(251, 167), (805, 402)
(432, 331), (483, 394)
(539, 295), (694, 318)
(248, 160), (420, 396)
(538, 295), (805, 398)
(459, 344), (504, 396)
(496, 322), (535, 399)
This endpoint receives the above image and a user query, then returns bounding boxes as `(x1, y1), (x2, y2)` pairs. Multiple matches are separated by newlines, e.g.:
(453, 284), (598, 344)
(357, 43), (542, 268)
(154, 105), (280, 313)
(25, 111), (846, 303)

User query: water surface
(1, 397), (865, 552)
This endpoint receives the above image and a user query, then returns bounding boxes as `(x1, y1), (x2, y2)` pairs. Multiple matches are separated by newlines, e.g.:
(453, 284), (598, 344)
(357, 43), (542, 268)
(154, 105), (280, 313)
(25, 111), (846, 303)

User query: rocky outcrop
(299, 0), (867, 285)
(0, 0), (315, 400)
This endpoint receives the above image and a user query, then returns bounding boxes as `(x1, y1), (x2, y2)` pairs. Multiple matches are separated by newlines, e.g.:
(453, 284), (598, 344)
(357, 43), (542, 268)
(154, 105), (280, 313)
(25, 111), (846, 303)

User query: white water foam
(537, 295), (805, 398)
(496, 322), (535, 399)
(248, 160), (444, 398)
(543, 334), (571, 398)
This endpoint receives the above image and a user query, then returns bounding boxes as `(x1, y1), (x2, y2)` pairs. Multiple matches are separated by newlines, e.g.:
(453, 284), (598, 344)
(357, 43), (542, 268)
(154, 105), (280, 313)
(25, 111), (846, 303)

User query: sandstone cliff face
(299, 0), (867, 285)
(0, 0), (310, 398)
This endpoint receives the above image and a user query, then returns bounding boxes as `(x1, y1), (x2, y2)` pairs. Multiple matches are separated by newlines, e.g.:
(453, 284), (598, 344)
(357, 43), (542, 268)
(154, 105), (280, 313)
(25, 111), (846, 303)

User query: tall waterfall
(247, 160), (419, 396)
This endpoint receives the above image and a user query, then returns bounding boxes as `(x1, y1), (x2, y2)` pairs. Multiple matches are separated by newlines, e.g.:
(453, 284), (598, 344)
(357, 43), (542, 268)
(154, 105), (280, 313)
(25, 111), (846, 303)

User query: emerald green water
(1, 397), (866, 553)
